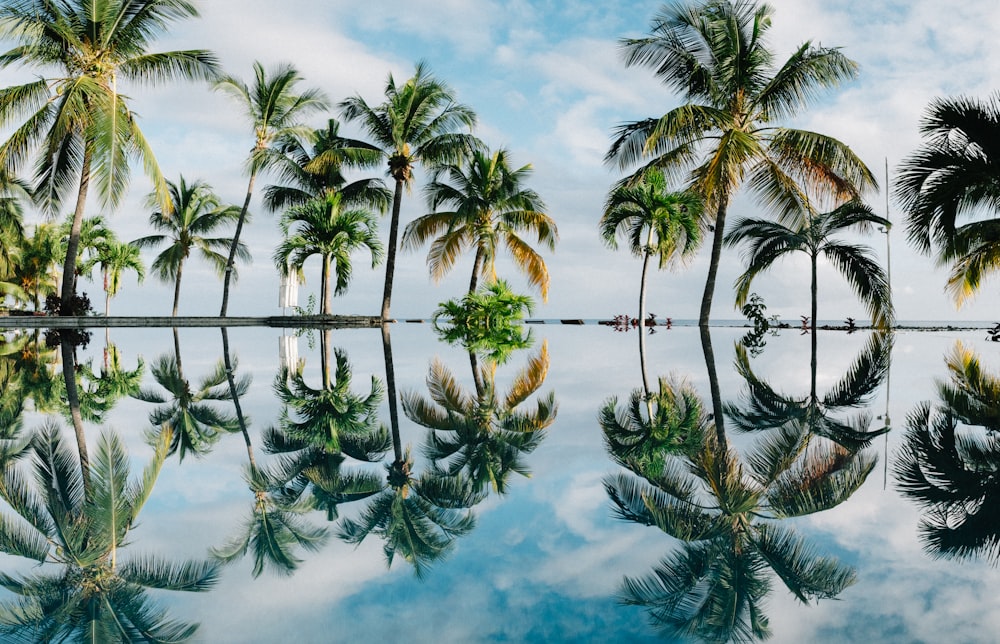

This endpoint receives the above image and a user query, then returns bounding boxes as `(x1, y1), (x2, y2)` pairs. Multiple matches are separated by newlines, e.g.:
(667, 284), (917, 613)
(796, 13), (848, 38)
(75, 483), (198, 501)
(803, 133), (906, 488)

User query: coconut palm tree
(0, 0), (219, 310)
(895, 94), (1000, 305)
(606, 0), (876, 326)
(274, 192), (383, 316)
(402, 147), (557, 298)
(340, 61), (479, 320)
(0, 423), (219, 641)
(725, 199), (894, 337)
(402, 343), (557, 494)
(606, 419), (872, 641)
(133, 176), (245, 316)
(215, 62), (328, 316)
(264, 118), (391, 214)
(601, 168), (703, 396)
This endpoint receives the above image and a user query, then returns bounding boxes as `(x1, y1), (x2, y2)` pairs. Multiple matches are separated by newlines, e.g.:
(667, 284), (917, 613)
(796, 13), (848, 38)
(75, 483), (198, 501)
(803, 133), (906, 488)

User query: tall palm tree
(340, 61), (479, 320)
(0, 0), (219, 310)
(606, 421), (872, 641)
(133, 176), (246, 316)
(895, 93), (1000, 306)
(93, 239), (145, 315)
(215, 62), (328, 316)
(403, 343), (557, 494)
(0, 423), (219, 641)
(606, 0), (876, 326)
(402, 147), (558, 298)
(601, 168), (703, 396)
(274, 193), (383, 316)
(264, 118), (391, 214)
(725, 199), (894, 339)
(895, 342), (1000, 562)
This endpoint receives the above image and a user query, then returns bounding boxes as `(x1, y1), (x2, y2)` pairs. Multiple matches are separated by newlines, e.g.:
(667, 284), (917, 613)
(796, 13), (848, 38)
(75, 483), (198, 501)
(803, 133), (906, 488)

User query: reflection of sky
(4, 324), (1000, 642)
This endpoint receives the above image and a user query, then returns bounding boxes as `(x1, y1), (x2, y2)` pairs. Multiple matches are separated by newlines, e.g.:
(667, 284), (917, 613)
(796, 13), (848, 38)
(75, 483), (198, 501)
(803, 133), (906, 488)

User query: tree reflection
(606, 329), (874, 642)
(212, 328), (328, 577)
(0, 422), (218, 641)
(337, 324), (481, 578)
(895, 342), (1000, 562)
(403, 342), (557, 494)
(726, 331), (892, 451)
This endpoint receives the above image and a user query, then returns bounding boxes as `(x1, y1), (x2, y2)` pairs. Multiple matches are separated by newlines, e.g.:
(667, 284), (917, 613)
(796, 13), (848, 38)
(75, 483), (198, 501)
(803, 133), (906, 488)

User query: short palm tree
(264, 118), (391, 214)
(895, 93), (1000, 305)
(215, 62), (328, 316)
(0, 0), (219, 309)
(402, 147), (558, 298)
(14, 223), (61, 311)
(725, 199), (894, 333)
(895, 342), (1000, 562)
(93, 240), (145, 315)
(274, 193), (383, 316)
(0, 423), (219, 641)
(133, 176), (246, 316)
(606, 0), (875, 326)
(0, 169), (28, 278)
(63, 214), (114, 283)
(340, 61), (479, 320)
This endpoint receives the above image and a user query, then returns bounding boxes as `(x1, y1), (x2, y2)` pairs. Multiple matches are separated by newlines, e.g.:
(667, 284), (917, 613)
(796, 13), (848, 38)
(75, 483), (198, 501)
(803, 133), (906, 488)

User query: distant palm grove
(0, 0), (993, 324)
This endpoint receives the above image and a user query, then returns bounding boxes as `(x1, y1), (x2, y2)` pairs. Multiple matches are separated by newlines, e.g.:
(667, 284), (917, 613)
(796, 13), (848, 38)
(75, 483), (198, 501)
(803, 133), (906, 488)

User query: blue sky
(5, 0), (1000, 322)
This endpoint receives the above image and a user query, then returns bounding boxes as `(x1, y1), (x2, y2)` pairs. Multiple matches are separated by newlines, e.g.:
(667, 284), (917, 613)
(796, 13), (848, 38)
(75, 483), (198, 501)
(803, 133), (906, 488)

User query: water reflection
(895, 342), (1000, 563)
(604, 328), (881, 642)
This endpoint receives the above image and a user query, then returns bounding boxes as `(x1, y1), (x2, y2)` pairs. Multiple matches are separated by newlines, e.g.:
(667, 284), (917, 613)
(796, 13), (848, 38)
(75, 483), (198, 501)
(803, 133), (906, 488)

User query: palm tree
(62, 214), (114, 283)
(895, 94), (1000, 306)
(895, 342), (1000, 562)
(0, 423), (219, 641)
(606, 0), (876, 326)
(402, 343), (557, 494)
(0, 168), (28, 278)
(93, 240), (145, 315)
(133, 176), (246, 316)
(274, 192), (383, 316)
(402, 147), (558, 298)
(606, 420), (872, 641)
(340, 61), (479, 320)
(14, 223), (61, 311)
(601, 168), (702, 396)
(264, 118), (391, 214)
(215, 62), (329, 316)
(0, 0), (219, 310)
(725, 199), (893, 344)
(73, 343), (145, 424)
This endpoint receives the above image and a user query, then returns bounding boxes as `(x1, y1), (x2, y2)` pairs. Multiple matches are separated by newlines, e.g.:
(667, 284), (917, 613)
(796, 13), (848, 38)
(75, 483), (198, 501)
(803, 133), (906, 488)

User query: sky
(4, 0), (1000, 322)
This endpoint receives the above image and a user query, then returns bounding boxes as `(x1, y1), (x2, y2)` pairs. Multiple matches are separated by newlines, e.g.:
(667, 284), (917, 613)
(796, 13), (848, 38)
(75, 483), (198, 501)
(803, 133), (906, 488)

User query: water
(0, 323), (997, 643)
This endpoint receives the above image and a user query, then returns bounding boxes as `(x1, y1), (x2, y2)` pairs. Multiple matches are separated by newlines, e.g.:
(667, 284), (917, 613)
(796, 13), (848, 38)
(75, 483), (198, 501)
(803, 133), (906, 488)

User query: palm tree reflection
(895, 342), (1000, 562)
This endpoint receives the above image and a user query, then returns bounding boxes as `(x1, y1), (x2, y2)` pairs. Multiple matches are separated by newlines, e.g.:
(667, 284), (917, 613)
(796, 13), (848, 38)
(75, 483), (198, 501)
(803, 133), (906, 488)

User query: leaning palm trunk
(172, 260), (185, 317)
(60, 147), (94, 311)
(699, 196), (729, 327)
(469, 247), (485, 294)
(699, 325), (727, 450)
(639, 230), (654, 415)
(61, 341), (90, 495)
(381, 179), (405, 320)
(220, 173), (256, 316)
(381, 323), (403, 464)
(221, 327), (255, 468)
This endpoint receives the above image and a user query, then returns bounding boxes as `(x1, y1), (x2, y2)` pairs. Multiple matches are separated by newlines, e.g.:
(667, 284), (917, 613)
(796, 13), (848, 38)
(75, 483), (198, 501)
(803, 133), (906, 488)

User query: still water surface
(0, 322), (997, 643)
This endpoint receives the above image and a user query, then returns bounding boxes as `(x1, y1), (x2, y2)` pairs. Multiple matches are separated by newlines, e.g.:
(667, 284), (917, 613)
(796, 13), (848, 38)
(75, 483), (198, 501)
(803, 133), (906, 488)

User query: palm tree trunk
(381, 179), (405, 320)
(321, 253), (331, 315)
(699, 194), (730, 327)
(172, 260), (184, 317)
(173, 327), (183, 376)
(811, 252), (818, 392)
(381, 323), (402, 463)
(104, 269), (110, 316)
(221, 327), (255, 469)
(321, 328), (331, 390)
(220, 172), (256, 317)
(61, 341), (91, 496)
(699, 324), (727, 450)
(60, 146), (94, 313)
(469, 247), (484, 294)
(639, 237), (653, 417)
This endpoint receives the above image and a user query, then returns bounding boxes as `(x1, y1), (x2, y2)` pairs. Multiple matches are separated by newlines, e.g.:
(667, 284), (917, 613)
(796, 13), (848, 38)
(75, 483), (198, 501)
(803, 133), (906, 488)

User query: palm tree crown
(895, 93), (1000, 306)
(340, 61), (479, 319)
(0, 0), (219, 307)
(403, 147), (558, 299)
(606, 0), (875, 326)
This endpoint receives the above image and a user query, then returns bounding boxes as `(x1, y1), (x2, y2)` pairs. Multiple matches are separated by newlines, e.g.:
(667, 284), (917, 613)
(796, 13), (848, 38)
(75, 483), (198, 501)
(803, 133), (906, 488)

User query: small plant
(740, 293), (779, 356)
(433, 280), (534, 362)
(988, 323), (1000, 342)
(845, 317), (857, 333)
(44, 292), (94, 316)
